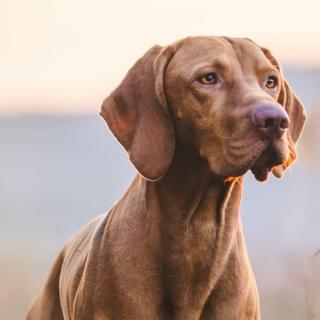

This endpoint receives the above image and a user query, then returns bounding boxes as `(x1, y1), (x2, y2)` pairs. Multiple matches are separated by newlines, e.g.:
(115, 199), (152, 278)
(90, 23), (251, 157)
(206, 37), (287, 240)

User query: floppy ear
(100, 45), (177, 181)
(259, 46), (307, 178)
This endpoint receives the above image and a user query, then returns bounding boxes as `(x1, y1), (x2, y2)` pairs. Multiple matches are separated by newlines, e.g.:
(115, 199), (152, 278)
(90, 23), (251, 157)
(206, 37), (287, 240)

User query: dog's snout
(252, 104), (289, 139)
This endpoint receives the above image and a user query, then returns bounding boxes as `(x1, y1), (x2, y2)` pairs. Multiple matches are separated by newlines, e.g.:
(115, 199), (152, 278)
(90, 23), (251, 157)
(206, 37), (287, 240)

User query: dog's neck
(146, 146), (242, 226)
(141, 147), (251, 318)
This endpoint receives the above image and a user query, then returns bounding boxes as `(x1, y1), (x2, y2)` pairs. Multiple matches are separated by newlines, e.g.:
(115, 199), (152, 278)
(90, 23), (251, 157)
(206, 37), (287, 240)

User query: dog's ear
(259, 46), (307, 178)
(100, 45), (177, 181)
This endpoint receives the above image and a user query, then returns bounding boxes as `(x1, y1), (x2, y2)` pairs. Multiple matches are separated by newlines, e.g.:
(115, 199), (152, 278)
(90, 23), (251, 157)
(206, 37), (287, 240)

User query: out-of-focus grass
(0, 250), (52, 320)
(305, 250), (320, 320)
(0, 247), (320, 320)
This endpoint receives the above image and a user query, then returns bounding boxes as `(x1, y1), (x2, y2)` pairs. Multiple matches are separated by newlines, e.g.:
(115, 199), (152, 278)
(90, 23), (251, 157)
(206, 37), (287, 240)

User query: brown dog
(26, 36), (306, 320)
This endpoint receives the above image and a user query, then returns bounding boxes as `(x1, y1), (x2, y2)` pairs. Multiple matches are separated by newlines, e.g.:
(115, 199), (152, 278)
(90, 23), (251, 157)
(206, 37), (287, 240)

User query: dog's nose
(252, 104), (289, 139)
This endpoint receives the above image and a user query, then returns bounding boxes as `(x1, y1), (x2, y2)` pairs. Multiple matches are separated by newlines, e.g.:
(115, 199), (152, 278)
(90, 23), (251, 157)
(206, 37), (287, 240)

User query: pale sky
(1, 0), (319, 114)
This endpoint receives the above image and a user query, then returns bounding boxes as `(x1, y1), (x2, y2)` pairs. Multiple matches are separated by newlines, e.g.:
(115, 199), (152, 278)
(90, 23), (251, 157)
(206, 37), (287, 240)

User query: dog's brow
(211, 59), (231, 73)
(255, 64), (279, 76)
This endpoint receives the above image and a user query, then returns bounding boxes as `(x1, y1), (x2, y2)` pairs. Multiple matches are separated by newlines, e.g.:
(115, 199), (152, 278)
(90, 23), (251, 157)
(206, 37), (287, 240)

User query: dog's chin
(250, 140), (289, 182)
(208, 160), (256, 182)
(205, 139), (289, 182)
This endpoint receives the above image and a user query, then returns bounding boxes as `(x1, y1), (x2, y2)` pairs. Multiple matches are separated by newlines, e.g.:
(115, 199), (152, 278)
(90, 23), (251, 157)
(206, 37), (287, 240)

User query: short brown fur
(26, 36), (306, 320)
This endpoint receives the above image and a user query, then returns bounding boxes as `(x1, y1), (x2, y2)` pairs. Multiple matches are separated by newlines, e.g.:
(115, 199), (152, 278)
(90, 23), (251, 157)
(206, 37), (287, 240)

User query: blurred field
(1, 67), (320, 319)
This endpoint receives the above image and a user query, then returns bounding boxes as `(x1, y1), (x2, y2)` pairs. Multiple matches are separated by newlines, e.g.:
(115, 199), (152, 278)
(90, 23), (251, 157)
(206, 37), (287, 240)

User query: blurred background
(1, 0), (320, 319)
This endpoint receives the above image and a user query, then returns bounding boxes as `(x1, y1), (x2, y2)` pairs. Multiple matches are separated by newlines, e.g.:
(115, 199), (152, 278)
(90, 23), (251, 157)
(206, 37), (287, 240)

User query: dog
(26, 36), (306, 320)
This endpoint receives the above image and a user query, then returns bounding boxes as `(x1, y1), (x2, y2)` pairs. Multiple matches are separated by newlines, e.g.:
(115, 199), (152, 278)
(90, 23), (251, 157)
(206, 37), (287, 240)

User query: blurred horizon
(2, 66), (320, 116)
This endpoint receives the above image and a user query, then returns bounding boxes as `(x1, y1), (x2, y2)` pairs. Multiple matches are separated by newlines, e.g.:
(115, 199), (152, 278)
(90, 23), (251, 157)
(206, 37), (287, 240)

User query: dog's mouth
(250, 139), (289, 181)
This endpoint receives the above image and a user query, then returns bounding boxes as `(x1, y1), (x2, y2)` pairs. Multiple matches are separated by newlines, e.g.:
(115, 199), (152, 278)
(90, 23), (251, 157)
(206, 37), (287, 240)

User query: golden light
(1, 0), (319, 114)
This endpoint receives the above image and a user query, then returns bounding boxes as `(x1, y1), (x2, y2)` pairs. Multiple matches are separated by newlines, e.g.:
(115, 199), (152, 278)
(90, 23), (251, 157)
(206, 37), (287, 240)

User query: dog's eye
(265, 75), (278, 89)
(198, 72), (218, 85)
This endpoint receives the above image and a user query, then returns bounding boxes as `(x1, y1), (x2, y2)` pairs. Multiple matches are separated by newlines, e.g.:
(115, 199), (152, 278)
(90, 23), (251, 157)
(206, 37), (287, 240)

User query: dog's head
(101, 36), (306, 182)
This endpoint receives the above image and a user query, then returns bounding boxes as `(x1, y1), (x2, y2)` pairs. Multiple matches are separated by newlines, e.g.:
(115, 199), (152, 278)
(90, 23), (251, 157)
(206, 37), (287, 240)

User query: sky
(1, 0), (319, 114)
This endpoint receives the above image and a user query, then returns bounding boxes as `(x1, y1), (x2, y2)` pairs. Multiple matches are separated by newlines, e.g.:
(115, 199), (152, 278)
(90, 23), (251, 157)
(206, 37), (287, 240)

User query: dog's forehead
(223, 37), (273, 70)
(168, 36), (273, 75)
(169, 37), (234, 69)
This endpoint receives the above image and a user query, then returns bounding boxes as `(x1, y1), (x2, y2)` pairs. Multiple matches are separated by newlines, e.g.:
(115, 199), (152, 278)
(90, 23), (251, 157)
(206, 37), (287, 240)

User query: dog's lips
(251, 165), (272, 182)
(250, 151), (272, 181)
(250, 139), (288, 181)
